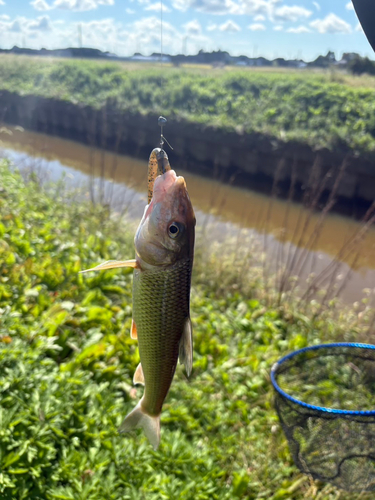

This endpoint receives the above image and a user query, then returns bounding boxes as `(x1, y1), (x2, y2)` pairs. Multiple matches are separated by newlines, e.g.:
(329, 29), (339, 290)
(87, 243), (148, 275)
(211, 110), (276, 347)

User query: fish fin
(133, 362), (144, 386)
(119, 399), (160, 450)
(179, 317), (193, 378)
(80, 259), (138, 274)
(130, 319), (138, 339)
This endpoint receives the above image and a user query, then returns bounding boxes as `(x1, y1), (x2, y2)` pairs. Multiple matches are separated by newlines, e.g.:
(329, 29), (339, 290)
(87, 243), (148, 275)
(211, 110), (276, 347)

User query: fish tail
(119, 399), (161, 450)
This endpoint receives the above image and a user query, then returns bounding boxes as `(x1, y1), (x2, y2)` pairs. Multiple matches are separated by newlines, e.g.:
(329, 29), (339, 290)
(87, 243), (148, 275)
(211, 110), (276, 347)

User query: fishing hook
(158, 115), (173, 154)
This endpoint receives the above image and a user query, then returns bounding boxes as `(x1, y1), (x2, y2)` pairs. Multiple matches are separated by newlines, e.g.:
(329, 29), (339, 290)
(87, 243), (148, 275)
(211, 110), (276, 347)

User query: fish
(81, 168), (196, 450)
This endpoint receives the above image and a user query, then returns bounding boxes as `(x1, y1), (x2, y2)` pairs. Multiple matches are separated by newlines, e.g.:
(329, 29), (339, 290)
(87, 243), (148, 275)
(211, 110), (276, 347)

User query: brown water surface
(1, 126), (375, 303)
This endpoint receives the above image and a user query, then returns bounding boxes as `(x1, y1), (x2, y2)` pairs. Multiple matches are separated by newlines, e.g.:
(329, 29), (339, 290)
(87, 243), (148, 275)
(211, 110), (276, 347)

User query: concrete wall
(1, 89), (374, 217)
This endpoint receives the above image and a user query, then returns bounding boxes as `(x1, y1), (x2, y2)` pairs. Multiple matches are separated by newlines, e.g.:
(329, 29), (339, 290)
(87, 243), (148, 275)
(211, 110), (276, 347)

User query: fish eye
(168, 222), (184, 239)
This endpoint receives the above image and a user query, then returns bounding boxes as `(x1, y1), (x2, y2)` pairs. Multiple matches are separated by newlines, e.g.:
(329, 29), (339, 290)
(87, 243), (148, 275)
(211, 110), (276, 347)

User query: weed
(1, 159), (374, 498)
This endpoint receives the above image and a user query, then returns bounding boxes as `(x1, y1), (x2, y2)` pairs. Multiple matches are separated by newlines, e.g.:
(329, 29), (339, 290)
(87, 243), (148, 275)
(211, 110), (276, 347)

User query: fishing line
(147, 0), (172, 194)
(157, 0), (173, 152)
(160, 0), (163, 87)
(159, 0), (165, 149)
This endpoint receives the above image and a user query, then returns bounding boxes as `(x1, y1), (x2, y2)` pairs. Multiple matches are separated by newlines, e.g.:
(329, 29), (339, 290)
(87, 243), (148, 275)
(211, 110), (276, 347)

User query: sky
(0, 0), (372, 61)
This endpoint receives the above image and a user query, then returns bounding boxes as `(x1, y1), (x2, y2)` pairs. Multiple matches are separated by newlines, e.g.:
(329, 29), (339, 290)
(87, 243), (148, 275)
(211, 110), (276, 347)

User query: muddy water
(1, 126), (375, 304)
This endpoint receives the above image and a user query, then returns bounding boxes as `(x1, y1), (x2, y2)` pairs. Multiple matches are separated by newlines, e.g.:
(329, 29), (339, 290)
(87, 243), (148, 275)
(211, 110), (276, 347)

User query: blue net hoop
(272, 343), (375, 415)
(271, 343), (375, 491)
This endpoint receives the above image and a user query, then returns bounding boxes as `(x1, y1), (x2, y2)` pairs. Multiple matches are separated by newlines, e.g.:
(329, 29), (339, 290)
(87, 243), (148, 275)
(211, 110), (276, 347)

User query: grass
(2, 55), (375, 156)
(1, 158), (375, 499)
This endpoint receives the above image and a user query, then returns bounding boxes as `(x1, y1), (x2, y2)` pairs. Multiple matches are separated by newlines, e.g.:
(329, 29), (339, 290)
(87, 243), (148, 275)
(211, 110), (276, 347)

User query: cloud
(287, 25), (311, 33)
(53, 0), (77, 7)
(312, 1), (320, 11)
(219, 19), (241, 32)
(81, 17), (118, 36)
(53, 0), (114, 11)
(172, 0), (237, 14)
(233, 1), (313, 21)
(0, 16), (26, 34)
(126, 8), (135, 13)
(272, 5), (312, 22)
(170, 0), (316, 26)
(28, 15), (52, 31)
(207, 22), (217, 31)
(31, 0), (114, 11)
(0, 0), (5, 5)
(144, 2), (172, 12)
(2, 14), (55, 35)
(30, 0), (53, 10)
(0, 12), (213, 57)
(310, 13), (352, 34)
(9, 19), (23, 32)
(345, 1), (354, 10)
(248, 22), (265, 31)
(355, 22), (363, 32)
(0, 14), (125, 54)
(121, 15), (180, 52)
(183, 19), (202, 35)
(236, 0), (276, 17)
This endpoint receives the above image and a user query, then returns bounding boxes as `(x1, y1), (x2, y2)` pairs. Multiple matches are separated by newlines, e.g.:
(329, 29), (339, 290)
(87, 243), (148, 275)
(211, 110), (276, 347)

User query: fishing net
(271, 343), (375, 491)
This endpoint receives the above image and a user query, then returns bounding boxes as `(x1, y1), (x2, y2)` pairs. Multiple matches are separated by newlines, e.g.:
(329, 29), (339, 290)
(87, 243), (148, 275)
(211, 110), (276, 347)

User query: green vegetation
(347, 55), (375, 76)
(1, 55), (375, 155)
(0, 159), (373, 499)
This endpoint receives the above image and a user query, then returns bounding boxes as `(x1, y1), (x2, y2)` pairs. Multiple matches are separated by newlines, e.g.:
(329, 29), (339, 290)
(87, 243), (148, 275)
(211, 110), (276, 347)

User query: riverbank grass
(0, 160), (371, 499)
(1, 56), (375, 155)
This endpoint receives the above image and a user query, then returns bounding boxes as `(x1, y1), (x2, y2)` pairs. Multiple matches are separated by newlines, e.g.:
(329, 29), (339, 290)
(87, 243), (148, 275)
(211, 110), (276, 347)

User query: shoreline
(1, 88), (375, 219)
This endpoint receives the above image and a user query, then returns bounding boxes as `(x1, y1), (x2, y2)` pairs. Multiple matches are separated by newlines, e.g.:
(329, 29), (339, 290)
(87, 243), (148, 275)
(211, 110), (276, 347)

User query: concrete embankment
(1, 89), (374, 217)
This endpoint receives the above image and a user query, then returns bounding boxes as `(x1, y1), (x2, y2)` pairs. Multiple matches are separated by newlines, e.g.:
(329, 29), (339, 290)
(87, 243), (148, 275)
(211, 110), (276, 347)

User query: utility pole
(78, 24), (82, 48)
(182, 36), (187, 55)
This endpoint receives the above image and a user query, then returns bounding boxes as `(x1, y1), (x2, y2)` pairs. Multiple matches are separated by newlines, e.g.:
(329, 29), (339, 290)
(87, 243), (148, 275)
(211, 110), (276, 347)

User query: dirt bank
(1, 89), (374, 217)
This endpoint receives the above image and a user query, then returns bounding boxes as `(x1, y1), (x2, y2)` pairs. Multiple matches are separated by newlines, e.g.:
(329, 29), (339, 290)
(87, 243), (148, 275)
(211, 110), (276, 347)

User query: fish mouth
(152, 170), (186, 202)
(144, 169), (195, 230)
(144, 170), (186, 220)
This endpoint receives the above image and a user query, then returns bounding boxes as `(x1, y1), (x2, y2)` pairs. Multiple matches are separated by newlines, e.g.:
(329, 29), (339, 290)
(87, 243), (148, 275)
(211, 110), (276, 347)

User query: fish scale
(132, 258), (192, 416)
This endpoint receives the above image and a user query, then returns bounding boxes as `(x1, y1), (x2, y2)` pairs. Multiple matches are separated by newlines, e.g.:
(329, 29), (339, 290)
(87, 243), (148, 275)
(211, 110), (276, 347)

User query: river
(1, 125), (374, 304)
